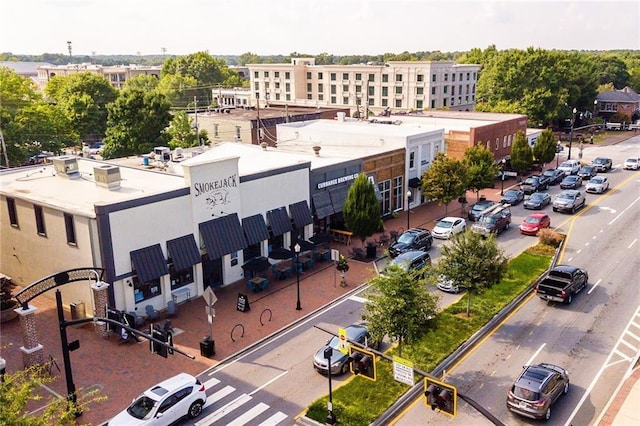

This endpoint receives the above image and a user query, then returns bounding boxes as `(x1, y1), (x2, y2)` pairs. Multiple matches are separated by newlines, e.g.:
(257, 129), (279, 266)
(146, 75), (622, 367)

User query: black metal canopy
(241, 256), (272, 273)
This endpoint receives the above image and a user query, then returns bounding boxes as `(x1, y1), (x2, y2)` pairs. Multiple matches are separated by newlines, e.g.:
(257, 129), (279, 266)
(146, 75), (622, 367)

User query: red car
(520, 213), (551, 236)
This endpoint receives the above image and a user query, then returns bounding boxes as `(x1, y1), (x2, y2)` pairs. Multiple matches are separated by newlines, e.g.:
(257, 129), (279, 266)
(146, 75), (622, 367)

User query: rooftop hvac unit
(153, 146), (171, 162)
(52, 156), (80, 178)
(93, 165), (121, 189)
(172, 147), (184, 161)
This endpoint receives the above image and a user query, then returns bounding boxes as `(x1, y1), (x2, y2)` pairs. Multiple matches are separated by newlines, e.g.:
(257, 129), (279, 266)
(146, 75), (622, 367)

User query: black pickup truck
(535, 265), (589, 304)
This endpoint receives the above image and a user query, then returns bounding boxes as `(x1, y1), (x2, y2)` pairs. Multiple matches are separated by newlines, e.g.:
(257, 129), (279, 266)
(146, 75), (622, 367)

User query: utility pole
(256, 92), (260, 144)
(67, 41), (72, 58)
(194, 96), (200, 146)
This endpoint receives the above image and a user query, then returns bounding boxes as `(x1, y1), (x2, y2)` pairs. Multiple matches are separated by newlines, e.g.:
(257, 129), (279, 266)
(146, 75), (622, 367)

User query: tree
(532, 128), (557, 169)
(509, 131), (533, 178)
(342, 173), (382, 246)
(102, 89), (172, 159)
(420, 153), (467, 215)
(0, 362), (104, 425)
(123, 74), (160, 93)
(462, 145), (500, 202)
(167, 111), (198, 149)
(44, 72), (118, 142)
(237, 52), (262, 65)
(437, 230), (508, 317)
(362, 264), (438, 357)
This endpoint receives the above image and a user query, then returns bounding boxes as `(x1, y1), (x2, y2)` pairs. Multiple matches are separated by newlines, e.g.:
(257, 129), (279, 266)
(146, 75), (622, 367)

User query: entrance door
(202, 254), (222, 290)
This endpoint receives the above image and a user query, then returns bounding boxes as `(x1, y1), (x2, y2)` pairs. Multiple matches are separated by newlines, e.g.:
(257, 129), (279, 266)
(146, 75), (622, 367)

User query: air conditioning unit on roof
(93, 165), (121, 189)
(52, 156), (80, 178)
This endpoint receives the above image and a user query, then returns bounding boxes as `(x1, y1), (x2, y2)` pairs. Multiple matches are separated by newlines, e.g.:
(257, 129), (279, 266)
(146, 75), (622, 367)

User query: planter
(336, 265), (349, 273)
(0, 301), (19, 323)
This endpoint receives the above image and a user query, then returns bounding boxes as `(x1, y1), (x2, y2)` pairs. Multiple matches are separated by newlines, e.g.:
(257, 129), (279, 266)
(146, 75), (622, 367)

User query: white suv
(557, 160), (580, 175)
(108, 373), (206, 425)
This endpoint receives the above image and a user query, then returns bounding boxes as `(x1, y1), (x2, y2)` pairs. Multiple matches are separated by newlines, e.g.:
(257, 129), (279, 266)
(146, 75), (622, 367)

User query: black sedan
(560, 175), (582, 189)
(524, 192), (551, 209)
(501, 189), (525, 205)
(577, 165), (597, 180)
(542, 168), (565, 185)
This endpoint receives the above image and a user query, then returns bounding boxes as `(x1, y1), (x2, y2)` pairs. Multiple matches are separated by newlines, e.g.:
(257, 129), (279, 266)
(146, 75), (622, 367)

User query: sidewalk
(1, 131), (636, 425)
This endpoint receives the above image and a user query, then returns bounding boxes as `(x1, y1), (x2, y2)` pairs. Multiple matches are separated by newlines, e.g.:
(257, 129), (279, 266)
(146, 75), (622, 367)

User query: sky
(2, 0), (638, 57)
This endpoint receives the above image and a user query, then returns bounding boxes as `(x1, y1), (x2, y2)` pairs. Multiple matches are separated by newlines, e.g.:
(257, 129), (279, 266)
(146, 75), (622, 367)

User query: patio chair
(166, 300), (177, 317)
(127, 311), (145, 328)
(145, 304), (159, 322)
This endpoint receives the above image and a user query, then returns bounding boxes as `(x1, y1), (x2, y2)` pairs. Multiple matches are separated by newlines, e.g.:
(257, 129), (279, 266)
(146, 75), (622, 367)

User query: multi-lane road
(179, 138), (639, 426)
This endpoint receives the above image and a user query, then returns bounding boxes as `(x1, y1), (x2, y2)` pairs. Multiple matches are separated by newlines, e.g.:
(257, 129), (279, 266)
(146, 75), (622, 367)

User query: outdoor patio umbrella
(295, 239), (316, 252)
(309, 232), (332, 244)
(241, 256), (272, 273)
(268, 247), (293, 260)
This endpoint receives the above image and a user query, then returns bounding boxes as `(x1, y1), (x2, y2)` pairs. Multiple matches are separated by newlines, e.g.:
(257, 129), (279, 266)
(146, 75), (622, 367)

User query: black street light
(294, 243), (301, 311)
(500, 159), (506, 196)
(556, 137), (561, 168)
(323, 347), (337, 425)
(406, 190), (413, 229)
(568, 107), (577, 160)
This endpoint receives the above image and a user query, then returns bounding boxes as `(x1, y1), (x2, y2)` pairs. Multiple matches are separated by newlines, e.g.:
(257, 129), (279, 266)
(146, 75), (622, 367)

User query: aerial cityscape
(0, 1), (639, 425)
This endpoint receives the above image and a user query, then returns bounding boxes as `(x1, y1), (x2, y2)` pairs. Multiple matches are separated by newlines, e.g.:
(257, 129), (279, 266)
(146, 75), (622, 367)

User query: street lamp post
(406, 190), (413, 230)
(294, 243), (301, 311)
(593, 99), (598, 122)
(556, 137), (561, 168)
(568, 107), (577, 161)
(324, 347), (337, 425)
(500, 159), (506, 196)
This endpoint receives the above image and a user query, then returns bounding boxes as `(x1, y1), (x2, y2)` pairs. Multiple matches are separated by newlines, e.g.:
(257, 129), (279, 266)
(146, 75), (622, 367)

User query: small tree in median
(342, 173), (382, 247)
(437, 230), (508, 317)
(362, 265), (439, 357)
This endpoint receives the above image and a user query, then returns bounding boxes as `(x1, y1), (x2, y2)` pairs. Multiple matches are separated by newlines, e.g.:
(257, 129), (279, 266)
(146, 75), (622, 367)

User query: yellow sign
(337, 327), (349, 354)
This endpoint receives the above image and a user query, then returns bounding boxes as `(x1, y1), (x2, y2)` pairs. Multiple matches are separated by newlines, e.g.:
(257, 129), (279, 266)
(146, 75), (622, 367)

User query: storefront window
(133, 276), (161, 303)
(169, 264), (194, 290)
(378, 180), (391, 216)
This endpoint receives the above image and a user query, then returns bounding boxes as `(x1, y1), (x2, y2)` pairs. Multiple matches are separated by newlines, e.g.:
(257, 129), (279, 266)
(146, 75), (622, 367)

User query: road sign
(503, 171), (518, 177)
(331, 249), (340, 262)
(337, 327), (349, 354)
(393, 356), (414, 386)
(202, 286), (217, 307)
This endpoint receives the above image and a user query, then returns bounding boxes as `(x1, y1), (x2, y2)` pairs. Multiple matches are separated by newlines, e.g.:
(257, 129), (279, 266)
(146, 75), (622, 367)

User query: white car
(586, 176), (609, 193)
(431, 217), (467, 239)
(557, 160), (581, 175)
(436, 275), (464, 293)
(623, 156), (639, 170)
(108, 373), (206, 425)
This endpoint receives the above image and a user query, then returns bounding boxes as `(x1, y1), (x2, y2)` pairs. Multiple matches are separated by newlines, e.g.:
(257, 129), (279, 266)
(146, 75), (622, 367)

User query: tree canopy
(420, 153), (467, 214)
(509, 131), (533, 176)
(342, 174), (382, 246)
(463, 144), (500, 201)
(532, 128), (557, 168)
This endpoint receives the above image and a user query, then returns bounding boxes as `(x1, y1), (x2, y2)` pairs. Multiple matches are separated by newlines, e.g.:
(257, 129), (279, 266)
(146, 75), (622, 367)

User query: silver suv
(471, 204), (511, 236)
(506, 363), (570, 420)
(552, 190), (586, 214)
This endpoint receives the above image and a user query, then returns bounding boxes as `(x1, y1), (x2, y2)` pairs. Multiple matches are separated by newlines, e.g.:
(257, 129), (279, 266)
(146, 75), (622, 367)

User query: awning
(199, 213), (247, 259)
(130, 244), (168, 283)
(329, 185), (349, 213)
(166, 234), (201, 272)
(289, 200), (313, 228)
(266, 207), (292, 236)
(312, 191), (334, 219)
(408, 177), (422, 188)
(242, 214), (270, 246)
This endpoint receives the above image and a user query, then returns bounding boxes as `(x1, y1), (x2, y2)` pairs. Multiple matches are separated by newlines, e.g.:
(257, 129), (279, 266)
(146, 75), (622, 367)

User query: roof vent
(153, 146), (171, 162)
(52, 156), (80, 178)
(313, 145), (321, 156)
(94, 165), (121, 189)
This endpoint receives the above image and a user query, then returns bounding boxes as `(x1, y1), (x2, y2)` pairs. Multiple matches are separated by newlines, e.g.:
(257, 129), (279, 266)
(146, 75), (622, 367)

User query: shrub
(537, 228), (564, 247)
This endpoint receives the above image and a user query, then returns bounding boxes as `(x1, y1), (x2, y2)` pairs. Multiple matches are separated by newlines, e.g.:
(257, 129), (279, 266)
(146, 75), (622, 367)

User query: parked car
(585, 176), (609, 193)
(88, 141), (105, 155)
(385, 250), (431, 277)
(506, 363), (570, 420)
(523, 192), (551, 210)
(577, 165), (597, 180)
(108, 373), (206, 425)
(436, 275), (464, 293)
(557, 160), (581, 175)
(27, 151), (55, 165)
(542, 168), (565, 185)
(500, 189), (525, 206)
(520, 175), (549, 194)
(312, 324), (375, 375)
(623, 156), (639, 170)
(520, 213), (551, 235)
(591, 157), (612, 172)
(553, 190), (586, 214)
(471, 204), (511, 236)
(388, 228), (433, 258)
(467, 198), (497, 222)
(559, 175), (582, 189)
(431, 217), (467, 239)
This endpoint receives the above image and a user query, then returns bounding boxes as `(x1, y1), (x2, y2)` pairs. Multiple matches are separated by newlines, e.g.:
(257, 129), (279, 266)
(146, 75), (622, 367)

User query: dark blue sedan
(501, 189), (525, 205)
(560, 175), (583, 189)
(524, 192), (551, 209)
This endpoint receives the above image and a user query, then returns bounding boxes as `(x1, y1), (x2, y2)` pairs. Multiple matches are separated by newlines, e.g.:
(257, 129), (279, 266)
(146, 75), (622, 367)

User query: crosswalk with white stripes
(188, 377), (288, 426)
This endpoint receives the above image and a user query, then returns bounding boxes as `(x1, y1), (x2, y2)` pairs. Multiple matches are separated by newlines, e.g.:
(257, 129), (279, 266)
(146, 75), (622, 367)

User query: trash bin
(200, 336), (215, 357)
(366, 243), (377, 259)
(70, 301), (86, 320)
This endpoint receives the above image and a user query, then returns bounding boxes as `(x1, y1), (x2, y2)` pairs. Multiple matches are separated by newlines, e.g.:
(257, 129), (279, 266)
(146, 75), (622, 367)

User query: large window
(395, 86), (403, 94)
(285, 72), (290, 79)
(133, 276), (161, 303)
(343, 85), (349, 92)
(382, 74), (389, 83)
(330, 73), (336, 81)
(169, 265), (194, 290)
(7, 197), (18, 227)
(318, 83), (323, 92)
(34, 205), (46, 236)
(382, 87), (388, 97)
(393, 176), (403, 212)
(368, 73), (375, 82)
(274, 71), (280, 78)
(395, 99), (402, 107)
(343, 97), (349, 104)
(318, 72), (323, 79)
(368, 86), (374, 96)
(417, 74), (424, 82)
(263, 71), (269, 78)
(355, 73), (362, 81)
(307, 83), (312, 92)
(395, 74), (403, 82)
(378, 180), (391, 216)
(416, 87), (423, 95)
(342, 72), (349, 80)
(64, 213), (76, 245)
(416, 100), (423, 109)
(306, 72), (311, 79)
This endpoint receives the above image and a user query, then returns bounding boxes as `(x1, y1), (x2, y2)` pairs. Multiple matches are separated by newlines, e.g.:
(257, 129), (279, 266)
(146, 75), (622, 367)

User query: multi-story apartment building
(37, 63), (162, 89)
(247, 58), (481, 114)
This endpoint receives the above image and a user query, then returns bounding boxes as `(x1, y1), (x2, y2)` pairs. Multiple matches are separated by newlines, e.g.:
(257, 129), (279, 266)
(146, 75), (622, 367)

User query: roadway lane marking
(259, 412), (288, 425)
(203, 377), (221, 390)
(349, 295), (368, 303)
(629, 238), (637, 249)
(226, 402), (269, 426)
(587, 279), (601, 295)
(249, 370), (288, 396)
(204, 385), (236, 409)
(609, 195), (640, 225)
(525, 343), (546, 366)
(196, 393), (252, 425)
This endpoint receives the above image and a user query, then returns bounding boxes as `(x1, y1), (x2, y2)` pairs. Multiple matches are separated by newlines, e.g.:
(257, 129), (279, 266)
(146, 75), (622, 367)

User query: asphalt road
(176, 138), (639, 426)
